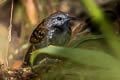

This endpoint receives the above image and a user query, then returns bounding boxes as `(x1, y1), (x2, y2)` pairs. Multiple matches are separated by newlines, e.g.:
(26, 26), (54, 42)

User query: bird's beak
(65, 16), (76, 22)
(68, 16), (77, 20)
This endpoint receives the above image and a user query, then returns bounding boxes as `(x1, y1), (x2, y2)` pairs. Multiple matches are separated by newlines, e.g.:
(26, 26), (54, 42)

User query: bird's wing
(30, 19), (47, 44)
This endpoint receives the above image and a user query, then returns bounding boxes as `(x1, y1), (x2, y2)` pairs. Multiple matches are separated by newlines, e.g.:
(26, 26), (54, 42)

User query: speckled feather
(30, 19), (47, 44)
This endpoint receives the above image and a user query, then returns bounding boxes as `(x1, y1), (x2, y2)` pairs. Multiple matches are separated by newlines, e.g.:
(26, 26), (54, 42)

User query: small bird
(30, 11), (75, 48)
(23, 11), (76, 66)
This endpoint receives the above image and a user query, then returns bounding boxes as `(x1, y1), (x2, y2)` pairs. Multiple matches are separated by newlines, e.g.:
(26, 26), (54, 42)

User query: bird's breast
(46, 27), (71, 46)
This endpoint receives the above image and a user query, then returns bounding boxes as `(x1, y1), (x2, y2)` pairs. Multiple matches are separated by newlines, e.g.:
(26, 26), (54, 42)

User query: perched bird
(30, 11), (75, 48)
(23, 11), (76, 66)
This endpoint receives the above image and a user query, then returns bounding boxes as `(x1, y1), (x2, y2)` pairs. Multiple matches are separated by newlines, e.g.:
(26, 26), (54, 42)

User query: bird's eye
(57, 17), (62, 21)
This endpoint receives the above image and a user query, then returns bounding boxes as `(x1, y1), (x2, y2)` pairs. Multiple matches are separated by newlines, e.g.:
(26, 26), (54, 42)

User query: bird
(30, 11), (76, 48)
(23, 11), (76, 66)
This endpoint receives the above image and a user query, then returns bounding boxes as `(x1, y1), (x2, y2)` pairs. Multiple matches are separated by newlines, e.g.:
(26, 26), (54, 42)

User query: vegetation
(0, 0), (120, 80)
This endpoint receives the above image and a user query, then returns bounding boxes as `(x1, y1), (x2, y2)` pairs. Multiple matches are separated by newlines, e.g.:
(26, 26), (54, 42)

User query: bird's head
(47, 12), (76, 28)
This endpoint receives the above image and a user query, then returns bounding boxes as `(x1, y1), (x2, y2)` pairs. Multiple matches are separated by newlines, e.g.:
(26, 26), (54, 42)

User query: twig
(6, 0), (14, 67)
(8, 0), (14, 42)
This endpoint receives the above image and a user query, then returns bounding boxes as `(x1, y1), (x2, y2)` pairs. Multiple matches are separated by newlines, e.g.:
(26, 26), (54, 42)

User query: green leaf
(30, 46), (120, 69)
(69, 35), (104, 48)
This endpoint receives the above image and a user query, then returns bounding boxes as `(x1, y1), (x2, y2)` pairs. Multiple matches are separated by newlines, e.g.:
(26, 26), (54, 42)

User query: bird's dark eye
(57, 17), (62, 21)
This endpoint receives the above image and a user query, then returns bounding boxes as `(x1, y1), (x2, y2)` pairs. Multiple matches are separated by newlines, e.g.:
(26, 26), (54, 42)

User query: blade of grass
(81, 0), (120, 59)
(69, 35), (104, 48)
(30, 46), (120, 69)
